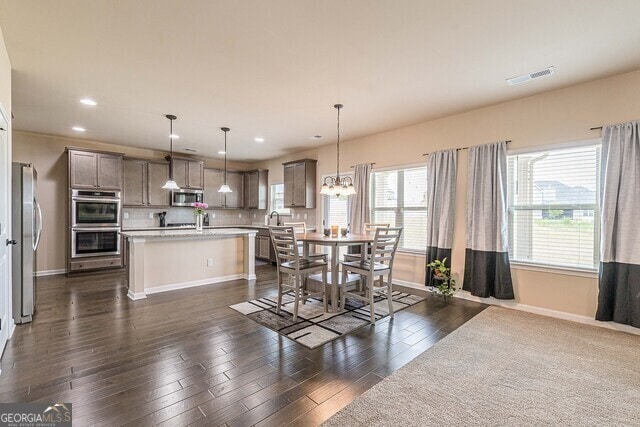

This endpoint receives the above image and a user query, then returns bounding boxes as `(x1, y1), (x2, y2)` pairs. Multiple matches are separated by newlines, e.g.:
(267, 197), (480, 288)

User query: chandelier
(320, 104), (356, 197)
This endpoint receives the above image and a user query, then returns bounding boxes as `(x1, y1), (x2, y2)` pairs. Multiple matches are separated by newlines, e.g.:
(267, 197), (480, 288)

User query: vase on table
(196, 213), (203, 231)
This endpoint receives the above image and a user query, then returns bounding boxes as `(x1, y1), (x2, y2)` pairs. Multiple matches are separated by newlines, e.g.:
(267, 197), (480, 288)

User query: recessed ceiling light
(218, 150), (226, 155)
(169, 134), (180, 139)
(184, 148), (197, 152)
(72, 126), (86, 132)
(254, 137), (264, 143)
(80, 98), (97, 106)
(310, 135), (322, 139)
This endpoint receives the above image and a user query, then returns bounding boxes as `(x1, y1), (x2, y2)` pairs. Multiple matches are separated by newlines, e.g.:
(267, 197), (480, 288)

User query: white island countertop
(120, 227), (257, 240)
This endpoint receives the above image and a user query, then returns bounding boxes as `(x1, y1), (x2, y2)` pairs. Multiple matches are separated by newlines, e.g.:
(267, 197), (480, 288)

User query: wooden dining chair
(340, 226), (402, 324)
(269, 226), (328, 321)
(343, 223), (390, 262)
(284, 222), (328, 262)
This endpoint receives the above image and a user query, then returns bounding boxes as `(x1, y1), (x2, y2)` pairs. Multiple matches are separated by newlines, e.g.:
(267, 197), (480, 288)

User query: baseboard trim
(392, 279), (424, 289)
(144, 274), (246, 295)
(454, 291), (640, 336)
(244, 274), (257, 281)
(127, 290), (147, 300)
(35, 268), (67, 277)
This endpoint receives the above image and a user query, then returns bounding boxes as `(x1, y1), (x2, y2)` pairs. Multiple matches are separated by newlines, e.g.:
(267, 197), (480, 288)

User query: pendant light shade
(218, 127), (233, 193)
(320, 104), (356, 197)
(162, 179), (180, 190)
(162, 114), (180, 190)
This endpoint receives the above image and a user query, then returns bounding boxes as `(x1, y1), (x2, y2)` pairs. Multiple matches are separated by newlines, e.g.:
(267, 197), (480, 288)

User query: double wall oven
(70, 190), (121, 258)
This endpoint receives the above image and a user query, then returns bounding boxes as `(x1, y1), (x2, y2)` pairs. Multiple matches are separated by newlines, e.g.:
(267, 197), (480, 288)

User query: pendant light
(320, 104), (356, 197)
(162, 114), (180, 190)
(218, 127), (232, 193)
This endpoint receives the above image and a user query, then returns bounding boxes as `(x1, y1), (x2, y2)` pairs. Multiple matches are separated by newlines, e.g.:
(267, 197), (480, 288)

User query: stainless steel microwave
(171, 189), (204, 207)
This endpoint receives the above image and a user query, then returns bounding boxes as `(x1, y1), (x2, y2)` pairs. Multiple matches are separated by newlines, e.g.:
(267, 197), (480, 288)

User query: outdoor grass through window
(507, 143), (601, 270)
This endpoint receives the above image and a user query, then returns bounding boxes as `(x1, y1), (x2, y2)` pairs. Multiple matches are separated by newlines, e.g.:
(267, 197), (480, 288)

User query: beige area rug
(325, 306), (640, 426)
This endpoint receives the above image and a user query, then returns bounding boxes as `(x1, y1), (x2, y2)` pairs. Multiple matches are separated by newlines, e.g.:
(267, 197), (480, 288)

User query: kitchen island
(120, 228), (257, 300)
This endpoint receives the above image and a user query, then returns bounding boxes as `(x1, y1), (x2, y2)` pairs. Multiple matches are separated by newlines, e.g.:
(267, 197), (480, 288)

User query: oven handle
(72, 197), (121, 203)
(72, 227), (121, 232)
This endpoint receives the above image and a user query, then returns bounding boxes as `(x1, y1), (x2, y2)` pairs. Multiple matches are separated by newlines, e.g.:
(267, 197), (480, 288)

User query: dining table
(296, 231), (375, 312)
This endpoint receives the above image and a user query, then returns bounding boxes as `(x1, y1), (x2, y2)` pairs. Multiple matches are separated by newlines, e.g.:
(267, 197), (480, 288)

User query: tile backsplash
(122, 207), (316, 229)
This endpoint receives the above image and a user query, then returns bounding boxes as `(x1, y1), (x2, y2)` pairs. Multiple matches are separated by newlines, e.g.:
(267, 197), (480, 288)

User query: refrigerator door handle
(34, 195), (43, 251)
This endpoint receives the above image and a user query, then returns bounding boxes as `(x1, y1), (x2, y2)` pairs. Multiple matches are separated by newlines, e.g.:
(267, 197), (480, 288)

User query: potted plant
(426, 258), (456, 300)
(193, 202), (208, 231)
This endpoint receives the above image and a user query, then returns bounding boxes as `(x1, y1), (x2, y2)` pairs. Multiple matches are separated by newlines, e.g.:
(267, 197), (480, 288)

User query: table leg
(303, 241), (309, 259)
(331, 244), (338, 312)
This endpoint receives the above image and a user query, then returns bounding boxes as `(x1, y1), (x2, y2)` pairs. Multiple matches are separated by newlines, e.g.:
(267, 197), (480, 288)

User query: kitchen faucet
(269, 211), (282, 226)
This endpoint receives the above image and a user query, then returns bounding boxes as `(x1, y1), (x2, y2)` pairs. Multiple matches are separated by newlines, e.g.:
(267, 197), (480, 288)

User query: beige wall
(254, 69), (640, 318)
(11, 131), (252, 273)
(11, 64), (640, 318)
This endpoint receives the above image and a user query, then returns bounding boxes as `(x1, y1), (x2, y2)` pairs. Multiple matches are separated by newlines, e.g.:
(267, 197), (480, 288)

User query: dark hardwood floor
(0, 265), (487, 426)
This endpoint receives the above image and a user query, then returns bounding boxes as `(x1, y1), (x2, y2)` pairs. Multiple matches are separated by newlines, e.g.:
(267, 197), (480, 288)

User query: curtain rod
(349, 162), (376, 168)
(590, 126), (603, 130)
(421, 140), (512, 156)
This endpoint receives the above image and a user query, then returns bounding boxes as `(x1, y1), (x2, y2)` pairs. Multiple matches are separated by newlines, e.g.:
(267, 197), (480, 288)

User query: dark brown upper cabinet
(283, 159), (316, 208)
(171, 157), (204, 189)
(244, 169), (268, 209)
(68, 148), (123, 190)
(123, 158), (171, 207)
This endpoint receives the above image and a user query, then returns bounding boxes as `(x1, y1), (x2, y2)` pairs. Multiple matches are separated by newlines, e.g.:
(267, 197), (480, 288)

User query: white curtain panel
(425, 150), (457, 287)
(462, 141), (514, 299)
(596, 120), (640, 328)
(348, 163), (371, 234)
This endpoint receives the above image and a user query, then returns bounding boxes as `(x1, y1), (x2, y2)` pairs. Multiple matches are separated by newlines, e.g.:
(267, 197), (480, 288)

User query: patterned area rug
(230, 291), (425, 349)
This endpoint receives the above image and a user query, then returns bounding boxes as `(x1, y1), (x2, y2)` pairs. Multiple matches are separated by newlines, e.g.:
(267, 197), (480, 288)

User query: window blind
(507, 144), (601, 269)
(371, 166), (428, 251)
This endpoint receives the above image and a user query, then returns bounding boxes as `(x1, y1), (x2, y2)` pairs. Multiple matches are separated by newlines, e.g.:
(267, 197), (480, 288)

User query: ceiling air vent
(506, 66), (555, 86)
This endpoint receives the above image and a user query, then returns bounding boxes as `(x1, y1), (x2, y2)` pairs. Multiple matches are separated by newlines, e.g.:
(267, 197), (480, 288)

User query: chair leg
(340, 268), (348, 311)
(301, 273), (307, 305)
(322, 266), (328, 313)
(368, 274), (376, 324)
(293, 273), (301, 322)
(387, 273), (394, 319)
(276, 272), (283, 315)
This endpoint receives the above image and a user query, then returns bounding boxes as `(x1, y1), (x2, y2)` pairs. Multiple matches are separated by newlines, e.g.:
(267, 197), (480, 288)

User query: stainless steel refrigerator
(11, 163), (42, 324)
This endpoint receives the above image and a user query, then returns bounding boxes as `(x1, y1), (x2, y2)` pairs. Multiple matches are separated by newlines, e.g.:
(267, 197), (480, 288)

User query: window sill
(510, 261), (598, 278)
(396, 249), (426, 257)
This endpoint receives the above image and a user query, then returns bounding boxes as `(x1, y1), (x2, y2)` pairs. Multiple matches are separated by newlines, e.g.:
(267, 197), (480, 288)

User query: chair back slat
(283, 222), (307, 234)
(370, 227), (402, 271)
(269, 226), (300, 270)
(364, 223), (390, 232)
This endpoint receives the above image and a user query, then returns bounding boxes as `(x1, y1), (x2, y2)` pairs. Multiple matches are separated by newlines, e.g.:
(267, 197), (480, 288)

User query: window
(323, 193), (350, 229)
(507, 143), (601, 270)
(269, 184), (290, 215)
(322, 175), (353, 260)
(322, 173), (353, 229)
(370, 166), (428, 251)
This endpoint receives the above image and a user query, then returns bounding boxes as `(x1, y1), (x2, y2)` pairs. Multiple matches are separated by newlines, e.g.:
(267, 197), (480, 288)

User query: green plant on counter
(426, 257), (456, 299)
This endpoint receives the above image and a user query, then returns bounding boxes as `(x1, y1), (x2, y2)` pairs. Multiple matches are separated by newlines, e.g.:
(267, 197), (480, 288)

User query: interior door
(0, 110), (10, 359)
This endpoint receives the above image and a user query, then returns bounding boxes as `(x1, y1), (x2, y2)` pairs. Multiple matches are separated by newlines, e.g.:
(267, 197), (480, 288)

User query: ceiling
(2, 0), (640, 162)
